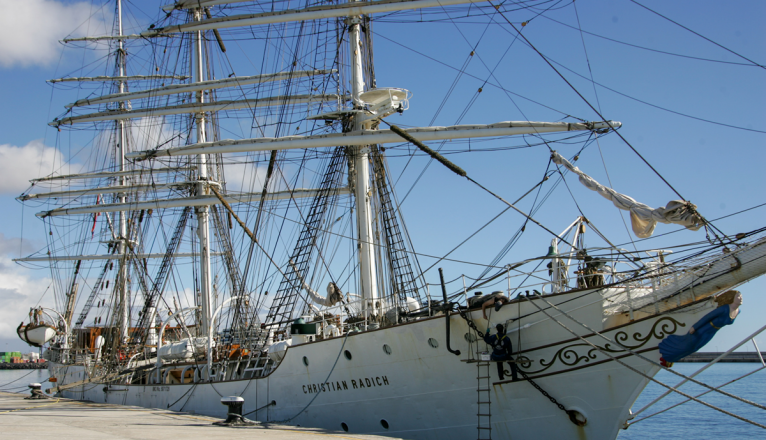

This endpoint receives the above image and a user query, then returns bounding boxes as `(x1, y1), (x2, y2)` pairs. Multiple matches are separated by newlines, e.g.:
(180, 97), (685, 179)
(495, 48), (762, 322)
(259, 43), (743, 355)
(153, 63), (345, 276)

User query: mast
(193, 7), (213, 334)
(348, 9), (379, 323)
(116, 0), (130, 344)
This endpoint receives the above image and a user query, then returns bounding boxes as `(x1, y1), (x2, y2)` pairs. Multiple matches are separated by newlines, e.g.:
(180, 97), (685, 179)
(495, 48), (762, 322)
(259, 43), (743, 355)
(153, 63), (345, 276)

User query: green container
(290, 318), (317, 335)
(0, 352), (22, 362)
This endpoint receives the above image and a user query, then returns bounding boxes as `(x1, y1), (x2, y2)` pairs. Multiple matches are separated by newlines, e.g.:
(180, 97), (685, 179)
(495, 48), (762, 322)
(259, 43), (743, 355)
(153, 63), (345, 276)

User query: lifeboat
(17, 322), (57, 347)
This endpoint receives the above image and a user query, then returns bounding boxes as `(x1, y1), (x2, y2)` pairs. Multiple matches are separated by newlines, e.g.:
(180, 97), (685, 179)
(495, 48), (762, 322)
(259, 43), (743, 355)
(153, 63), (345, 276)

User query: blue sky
(0, 0), (763, 356)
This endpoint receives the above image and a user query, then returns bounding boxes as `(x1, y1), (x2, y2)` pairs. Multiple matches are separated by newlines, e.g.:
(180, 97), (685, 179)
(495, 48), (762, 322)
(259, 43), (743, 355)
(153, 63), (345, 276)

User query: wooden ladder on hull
(477, 360), (492, 439)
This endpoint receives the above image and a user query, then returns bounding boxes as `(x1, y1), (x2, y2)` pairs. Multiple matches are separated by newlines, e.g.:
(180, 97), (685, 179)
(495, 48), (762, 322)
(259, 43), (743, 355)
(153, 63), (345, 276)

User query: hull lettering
(302, 376), (389, 394)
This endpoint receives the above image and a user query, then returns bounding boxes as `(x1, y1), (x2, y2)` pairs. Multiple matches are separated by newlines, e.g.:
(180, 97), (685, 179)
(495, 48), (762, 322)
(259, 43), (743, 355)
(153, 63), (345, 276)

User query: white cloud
(0, 0), (111, 68)
(0, 234), (53, 347)
(0, 233), (37, 257)
(0, 139), (70, 194)
(224, 160), (268, 193)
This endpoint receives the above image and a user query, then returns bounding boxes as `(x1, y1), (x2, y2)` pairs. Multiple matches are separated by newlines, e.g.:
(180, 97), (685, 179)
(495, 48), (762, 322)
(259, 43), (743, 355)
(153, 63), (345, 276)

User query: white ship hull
(47, 236), (766, 439)
(49, 294), (709, 439)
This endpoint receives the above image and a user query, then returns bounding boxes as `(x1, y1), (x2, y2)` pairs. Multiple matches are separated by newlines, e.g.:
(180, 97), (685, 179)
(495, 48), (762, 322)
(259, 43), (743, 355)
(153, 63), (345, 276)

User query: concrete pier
(676, 351), (766, 363)
(0, 391), (400, 439)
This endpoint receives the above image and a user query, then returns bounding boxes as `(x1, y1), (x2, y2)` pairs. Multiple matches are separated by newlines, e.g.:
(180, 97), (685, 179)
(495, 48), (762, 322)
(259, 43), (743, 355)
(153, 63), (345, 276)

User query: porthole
(382, 344), (392, 355)
(341, 422), (349, 432)
(428, 338), (439, 348)
(344, 350), (352, 360)
(380, 419), (390, 429)
(464, 332), (477, 342)
(302, 356), (309, 366)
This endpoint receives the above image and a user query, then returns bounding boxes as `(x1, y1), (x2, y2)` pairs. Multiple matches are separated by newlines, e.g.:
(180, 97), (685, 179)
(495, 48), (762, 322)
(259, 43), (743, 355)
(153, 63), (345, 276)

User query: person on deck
(467, 291), (511, 319)
(483, 324), (519, 382)
(658, 290), (742, 367)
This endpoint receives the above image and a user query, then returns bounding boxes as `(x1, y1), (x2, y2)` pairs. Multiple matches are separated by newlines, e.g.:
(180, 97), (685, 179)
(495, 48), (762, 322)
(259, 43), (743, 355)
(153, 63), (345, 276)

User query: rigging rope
(490, 3), (687, 202)
(628, 365), (766, 426)
(384, 121), (572, 247)
(490, 3), (743, 249)
(628, 0), (766, 70)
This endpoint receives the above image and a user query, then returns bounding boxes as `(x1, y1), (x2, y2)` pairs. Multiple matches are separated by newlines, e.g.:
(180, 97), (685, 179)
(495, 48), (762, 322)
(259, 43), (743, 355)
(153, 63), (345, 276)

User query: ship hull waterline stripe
(36, 188), (350, 217)
(127, 121), (620, 160)
(14, 253), (226, 262)
(148, 0), (492, 34)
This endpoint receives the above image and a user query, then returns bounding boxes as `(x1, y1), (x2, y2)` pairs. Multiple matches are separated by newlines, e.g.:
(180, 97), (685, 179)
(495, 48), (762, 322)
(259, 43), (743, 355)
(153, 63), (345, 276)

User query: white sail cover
(289, 260), (343, 307)
(302, 281), (343, 307)
(551, 151), (703, 238)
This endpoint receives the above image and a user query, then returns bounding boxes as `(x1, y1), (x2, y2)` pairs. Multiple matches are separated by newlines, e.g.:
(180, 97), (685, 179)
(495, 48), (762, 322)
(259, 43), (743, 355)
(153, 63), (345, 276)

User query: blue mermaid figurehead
(659, 290), (742, 367)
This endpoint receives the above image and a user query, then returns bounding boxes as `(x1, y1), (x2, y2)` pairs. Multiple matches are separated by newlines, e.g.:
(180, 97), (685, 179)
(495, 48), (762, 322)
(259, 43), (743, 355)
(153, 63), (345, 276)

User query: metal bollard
(25, 383), (49, 400)
(213, 396), (256, 426)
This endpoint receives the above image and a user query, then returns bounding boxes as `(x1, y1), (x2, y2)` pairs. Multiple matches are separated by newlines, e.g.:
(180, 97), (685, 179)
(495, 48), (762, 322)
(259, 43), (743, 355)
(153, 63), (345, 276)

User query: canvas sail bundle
(551, 151), (703, 238)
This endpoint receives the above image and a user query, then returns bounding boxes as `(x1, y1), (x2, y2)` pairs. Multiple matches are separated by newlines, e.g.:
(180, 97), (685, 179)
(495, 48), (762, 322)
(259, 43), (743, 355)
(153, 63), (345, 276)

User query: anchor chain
(456, 306), (586, 427)
(516, 369), (586, 426)
(457, 305), (486, 338)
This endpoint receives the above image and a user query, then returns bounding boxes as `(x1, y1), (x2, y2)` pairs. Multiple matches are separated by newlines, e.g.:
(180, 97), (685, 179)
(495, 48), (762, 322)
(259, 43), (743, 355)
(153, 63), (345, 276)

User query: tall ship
(14, 0), (766, 439)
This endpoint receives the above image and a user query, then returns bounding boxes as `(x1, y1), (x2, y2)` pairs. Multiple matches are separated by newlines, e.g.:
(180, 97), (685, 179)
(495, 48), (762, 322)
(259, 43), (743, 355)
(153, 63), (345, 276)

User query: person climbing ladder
(483, 323), (519, 381)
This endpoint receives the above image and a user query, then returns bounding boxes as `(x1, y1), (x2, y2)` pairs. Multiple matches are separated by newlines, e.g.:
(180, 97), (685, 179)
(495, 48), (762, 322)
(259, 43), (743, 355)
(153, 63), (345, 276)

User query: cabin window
(341, 422), (349, 432)
(302, 356), (309, 366)
(428, 338), (439, 348)
(344, 350), (352, 360)
(380, 419), (390, 429)
(382, 344), (392, 355)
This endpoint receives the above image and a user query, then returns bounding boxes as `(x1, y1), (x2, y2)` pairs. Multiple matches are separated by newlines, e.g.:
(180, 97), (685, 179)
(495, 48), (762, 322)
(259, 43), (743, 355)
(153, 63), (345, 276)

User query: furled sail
(551, 151), (703, 238)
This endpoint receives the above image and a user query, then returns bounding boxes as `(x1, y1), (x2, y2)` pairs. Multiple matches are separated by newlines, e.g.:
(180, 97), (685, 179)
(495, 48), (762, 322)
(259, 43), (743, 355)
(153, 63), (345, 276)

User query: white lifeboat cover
(268, 339), (292, 362)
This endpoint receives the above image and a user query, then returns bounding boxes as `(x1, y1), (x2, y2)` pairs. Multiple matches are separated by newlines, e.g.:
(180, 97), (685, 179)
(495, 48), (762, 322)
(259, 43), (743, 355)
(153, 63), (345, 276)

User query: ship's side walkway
(0, 391), (400, 440)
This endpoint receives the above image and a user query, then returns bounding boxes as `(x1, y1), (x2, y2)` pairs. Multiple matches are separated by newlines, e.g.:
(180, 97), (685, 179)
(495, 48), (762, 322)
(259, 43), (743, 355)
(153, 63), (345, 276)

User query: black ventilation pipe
(439, 268), (461, 356)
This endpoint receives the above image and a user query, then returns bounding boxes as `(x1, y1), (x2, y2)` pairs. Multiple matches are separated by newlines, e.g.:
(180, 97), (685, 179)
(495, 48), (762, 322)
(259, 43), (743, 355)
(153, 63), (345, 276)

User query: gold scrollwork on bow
(519, 316), (685, 375)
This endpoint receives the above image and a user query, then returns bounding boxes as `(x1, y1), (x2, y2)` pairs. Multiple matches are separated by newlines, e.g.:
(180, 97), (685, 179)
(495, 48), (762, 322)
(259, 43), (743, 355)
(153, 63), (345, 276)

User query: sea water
(0, 368), (52, 395)
(1, 364), (763, 438)
(617, 363), (766, 439)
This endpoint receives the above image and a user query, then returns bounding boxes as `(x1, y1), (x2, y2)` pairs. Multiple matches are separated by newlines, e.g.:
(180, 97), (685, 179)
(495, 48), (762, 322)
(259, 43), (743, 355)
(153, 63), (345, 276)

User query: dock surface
(677, 351), (766, 363)
(0, 392), (400, 439)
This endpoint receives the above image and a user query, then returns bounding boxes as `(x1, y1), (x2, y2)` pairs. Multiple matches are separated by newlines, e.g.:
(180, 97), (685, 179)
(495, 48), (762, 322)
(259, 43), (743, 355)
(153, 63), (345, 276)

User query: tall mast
(193, 7), (213, 334)
(348, 10), (379, 323)
(116, 0), (129, 344)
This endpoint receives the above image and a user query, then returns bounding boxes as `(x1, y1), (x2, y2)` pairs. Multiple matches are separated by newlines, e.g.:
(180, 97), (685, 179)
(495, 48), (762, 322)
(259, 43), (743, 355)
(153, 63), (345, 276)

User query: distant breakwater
(678, 352), (765, 363)
(0, 362), (47, 370)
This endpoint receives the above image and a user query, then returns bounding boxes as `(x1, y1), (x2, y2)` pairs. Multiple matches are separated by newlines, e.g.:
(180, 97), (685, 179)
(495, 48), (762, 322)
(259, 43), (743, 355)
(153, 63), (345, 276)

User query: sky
(0, 0), (764, 357)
